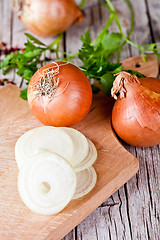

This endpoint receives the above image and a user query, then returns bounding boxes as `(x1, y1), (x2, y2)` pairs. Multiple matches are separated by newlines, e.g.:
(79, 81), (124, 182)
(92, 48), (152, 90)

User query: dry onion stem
(12, 0), (83, 37)
(111, 72), (160, 147)
(35, 69), (60, 100)
(29, 63), (70, 113)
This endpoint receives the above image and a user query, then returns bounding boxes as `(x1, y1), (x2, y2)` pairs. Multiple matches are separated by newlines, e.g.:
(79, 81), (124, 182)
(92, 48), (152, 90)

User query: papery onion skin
(27, 62), (92, 127)
(111, 72), (160, 147)
(16, 0), (83, 37)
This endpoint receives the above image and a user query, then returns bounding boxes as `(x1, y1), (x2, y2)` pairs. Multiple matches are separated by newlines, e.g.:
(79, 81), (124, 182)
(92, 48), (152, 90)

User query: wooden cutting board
(0, 55), (158, 240)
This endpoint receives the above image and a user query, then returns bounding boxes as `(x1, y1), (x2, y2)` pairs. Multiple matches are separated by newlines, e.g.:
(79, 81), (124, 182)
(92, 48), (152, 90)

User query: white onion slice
(60, 127), (89, 167)
(18, 152), (76, 215)
(74, 139), (97, 172)
(72, 167), (97, 199)
(15, 126), (74, 169)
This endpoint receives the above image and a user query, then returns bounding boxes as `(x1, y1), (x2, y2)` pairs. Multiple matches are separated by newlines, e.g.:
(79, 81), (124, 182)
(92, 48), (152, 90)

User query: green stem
(105, 0), (145, 57)
(79, 0), (87, 9)
(91, 13), (115, 45)
(140, 42), (160, 47)
(62, 52), (79, 60)
(47, 33), (63, 50)
(105, 0), (115, 12)
(125, 0), (134, 39)
(117, 0), (134, 62)
(104, 0), (154, 61)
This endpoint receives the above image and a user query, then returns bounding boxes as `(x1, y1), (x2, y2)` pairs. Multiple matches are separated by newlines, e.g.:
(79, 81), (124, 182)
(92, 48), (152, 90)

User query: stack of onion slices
(111, 72), (160, 147)
(12, 0), (83, 37)
(15, 126), (97, 215)
(27, 62), (92, 127)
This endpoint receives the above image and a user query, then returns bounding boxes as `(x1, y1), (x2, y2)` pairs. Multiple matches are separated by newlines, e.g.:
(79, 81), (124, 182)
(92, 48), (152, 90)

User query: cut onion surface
(18, 152), (77, 215)
(72, 166), (97, 199)
(74, 139), (97, 172)
(15, 126), (74, 169)
(60, 127), (89, 167)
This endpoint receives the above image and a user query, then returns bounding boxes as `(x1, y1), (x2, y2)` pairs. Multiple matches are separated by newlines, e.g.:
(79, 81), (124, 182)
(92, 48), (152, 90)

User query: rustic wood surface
(0, 0), (159, 240)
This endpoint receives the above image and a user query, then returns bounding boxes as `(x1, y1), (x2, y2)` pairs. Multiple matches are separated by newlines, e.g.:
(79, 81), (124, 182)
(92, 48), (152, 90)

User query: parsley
(75, 29), (144, 93)
(0, 33), (63, 99)
(65, 0), (159, 93)
(1, 0), (160, 99)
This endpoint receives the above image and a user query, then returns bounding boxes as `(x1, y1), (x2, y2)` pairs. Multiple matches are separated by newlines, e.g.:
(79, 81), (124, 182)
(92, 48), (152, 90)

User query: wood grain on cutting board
(0, 84), (138, 240)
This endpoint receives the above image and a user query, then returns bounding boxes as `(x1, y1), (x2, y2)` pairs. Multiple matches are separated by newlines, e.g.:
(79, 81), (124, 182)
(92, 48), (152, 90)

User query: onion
(111, 72), (160, 147)
(18, 152), (77, 215)
(27, 62), (92, 126)
(15, 126), (74, 169)
(74, 139), (98, 172)
(12, 0), (83, 37)
(72, 167), (97, 199)
(60, 127), (89, 167)
(16, 127), (98, 215)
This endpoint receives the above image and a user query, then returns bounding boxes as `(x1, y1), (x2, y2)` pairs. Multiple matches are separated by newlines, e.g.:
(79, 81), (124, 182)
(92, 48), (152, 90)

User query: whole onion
(12, 0), (83, 37)
(27, 61), (92, 126)
(111, 72), (160, 147)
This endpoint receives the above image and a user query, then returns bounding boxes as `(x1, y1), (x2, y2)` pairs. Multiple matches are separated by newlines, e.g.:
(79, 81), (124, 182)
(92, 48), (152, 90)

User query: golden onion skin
(111, 73), (160, 147)
(27, 62), (93, 127)
(18, 0), (83, 37)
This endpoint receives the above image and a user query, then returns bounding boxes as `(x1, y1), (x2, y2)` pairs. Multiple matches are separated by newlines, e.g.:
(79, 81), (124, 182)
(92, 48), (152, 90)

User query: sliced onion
(15, 126), (74, 169)
(60, 127), (89, 167)
(74, 139), (97, 172)
(72, 167), (97, 199)
(18, 152), (76, 215)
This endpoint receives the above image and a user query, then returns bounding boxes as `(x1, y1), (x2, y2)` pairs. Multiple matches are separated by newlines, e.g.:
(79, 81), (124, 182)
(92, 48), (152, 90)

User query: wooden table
(0, 0), (159, 239)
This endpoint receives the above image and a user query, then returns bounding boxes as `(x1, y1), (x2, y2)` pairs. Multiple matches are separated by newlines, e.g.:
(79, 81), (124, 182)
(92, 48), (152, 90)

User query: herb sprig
(1, 33), (63, 99)
(1, 0), (159, 99)
(64, 0), (149, 93)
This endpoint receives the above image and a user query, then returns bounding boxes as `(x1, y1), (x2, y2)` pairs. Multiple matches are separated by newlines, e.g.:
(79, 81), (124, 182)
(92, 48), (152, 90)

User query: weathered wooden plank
(0, 0), (12, 47)
(99, 0), (160, 239)
(0, 0), (15, 83)
(64, 0), (160, 239)
(122, 0), (160, 239)
(145, 0), (160, 52)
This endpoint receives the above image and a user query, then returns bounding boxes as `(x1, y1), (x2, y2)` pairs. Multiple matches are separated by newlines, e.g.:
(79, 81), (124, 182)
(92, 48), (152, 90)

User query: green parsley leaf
(22, 49), (42, 58)
(25, 33), (46, 46)
(20, 88), (28, 100)
(0, 53), (16, 74)
(80, 30), (91, 44)
(101, 32), (122, 52)
(100, 72), (115, 95)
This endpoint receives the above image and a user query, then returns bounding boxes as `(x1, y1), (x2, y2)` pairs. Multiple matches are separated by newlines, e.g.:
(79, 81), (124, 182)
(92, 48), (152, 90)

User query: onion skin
(139, 77), (160, 93)
(111, 72), (160, 147)
(18, 0), (83, 37)
(27, 62), (92, 127)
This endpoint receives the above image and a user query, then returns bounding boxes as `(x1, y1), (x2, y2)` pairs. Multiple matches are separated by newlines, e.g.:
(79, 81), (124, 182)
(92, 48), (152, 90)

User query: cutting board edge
(45, 156), (139, 240)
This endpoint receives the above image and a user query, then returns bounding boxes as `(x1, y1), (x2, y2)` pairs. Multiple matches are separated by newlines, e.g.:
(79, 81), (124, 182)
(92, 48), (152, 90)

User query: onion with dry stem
(12, 0), (83, 37)
(111, 72), (160, 147)
(27, 62), (92, 127)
